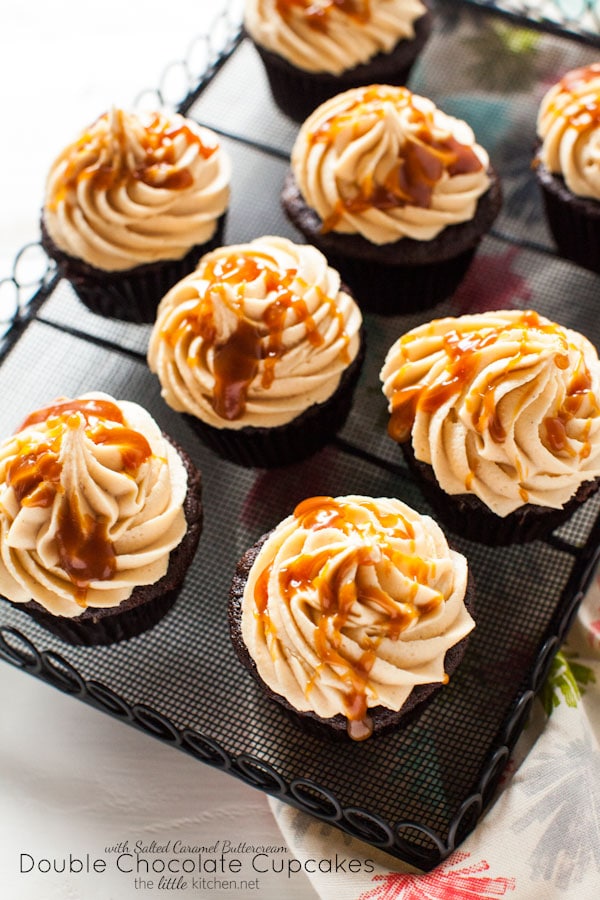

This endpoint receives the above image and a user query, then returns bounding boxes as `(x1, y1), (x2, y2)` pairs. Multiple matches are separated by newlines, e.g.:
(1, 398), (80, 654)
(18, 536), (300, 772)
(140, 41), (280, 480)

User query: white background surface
(0, 3), (317, 898)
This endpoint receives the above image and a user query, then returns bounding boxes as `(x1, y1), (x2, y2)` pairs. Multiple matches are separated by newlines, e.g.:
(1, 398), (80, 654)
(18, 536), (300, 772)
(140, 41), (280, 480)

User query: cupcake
(534, 63), (600, 274)
(380, 310), (600, 545)
(244, 0), (432, 123)
(41, 108), (231, 322)
(147, 235), (364, 468)
(229, 494), (475, 741)
(282, 85), (502, 314)
(0, 392), (203, 645)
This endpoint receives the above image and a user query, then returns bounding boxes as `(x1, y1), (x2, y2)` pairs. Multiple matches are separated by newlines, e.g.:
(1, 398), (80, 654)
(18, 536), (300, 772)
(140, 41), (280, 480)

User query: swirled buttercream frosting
(244, 0), (427, 75)
(147, 235), (363, 429)
(0, 393), (188, 617)
(43, 108), (231, 271)
(380, 310), (600, 517)
(290, 85), (491, 245)
(240, 494), (473, 740)
(537, 63), (600, 200)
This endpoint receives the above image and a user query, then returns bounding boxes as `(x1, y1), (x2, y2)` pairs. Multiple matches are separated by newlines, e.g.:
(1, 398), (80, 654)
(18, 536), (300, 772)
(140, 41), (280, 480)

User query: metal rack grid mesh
(1, 0), (600, 871)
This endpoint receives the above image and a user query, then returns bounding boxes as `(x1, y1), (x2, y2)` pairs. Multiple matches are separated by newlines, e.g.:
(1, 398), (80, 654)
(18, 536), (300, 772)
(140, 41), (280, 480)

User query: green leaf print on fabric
(461, 22), (542, 92)
(540, 651), (595, 717)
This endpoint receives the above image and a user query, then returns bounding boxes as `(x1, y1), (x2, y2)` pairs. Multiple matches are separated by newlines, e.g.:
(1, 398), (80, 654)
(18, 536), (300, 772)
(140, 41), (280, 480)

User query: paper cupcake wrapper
(320, 245), (478, 314)
(536, 162), (600, 275)
(228, 531), (474, 742)
(401, 441), (600, 546)
(249, 6), (432, 123)
(6, 437), (203, 646)
(183, 328), (366, 468)
(41, 215), (226, 324)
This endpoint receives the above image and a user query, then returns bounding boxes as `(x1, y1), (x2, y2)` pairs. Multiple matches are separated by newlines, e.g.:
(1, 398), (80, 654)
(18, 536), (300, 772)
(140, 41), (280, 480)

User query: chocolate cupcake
(148, 236), (364, 468)
(229, 494), (475, 741)
(41, 108), (231, 323)
(0, 393), (203, 645)
(282, 85), (502, 314)
(380, 310), (600, 545)
(244, 0), (432, 123)
(534, 63), (600, 274)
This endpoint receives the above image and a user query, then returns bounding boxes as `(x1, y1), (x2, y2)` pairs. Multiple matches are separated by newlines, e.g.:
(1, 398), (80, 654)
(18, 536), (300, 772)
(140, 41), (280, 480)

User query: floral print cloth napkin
(269, 570), (600, 899)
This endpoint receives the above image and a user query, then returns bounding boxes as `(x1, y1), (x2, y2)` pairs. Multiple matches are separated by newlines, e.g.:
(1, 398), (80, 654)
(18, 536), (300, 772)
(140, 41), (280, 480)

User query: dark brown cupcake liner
(183, 326), (366, 468)
(229, 529), (475, 742)
(401, 440), (600, 546)
(282, 169), (503, 314)
(249, 6), (432, 123)
(7, 436), (203, 646)
(40, 215), (227, 324)
(535, 157), (600, 275)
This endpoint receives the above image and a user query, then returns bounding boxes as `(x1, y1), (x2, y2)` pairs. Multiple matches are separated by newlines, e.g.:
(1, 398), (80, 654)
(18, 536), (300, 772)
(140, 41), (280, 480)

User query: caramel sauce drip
(8, 397), (152, 604)
(51, 111), (217, 208)
(163, 252), (349, 421)
(547, 64), (600, 134)
(543, 362), (597, 458)
(255, 496), (441, 739)
(56, 493), (116, 605)
(20, 396), (125, 430)
(310, 88), (484, 232)
(388, 311), (575, 447)
(7, 446), (62, 509)
(276, 0), (370, 31)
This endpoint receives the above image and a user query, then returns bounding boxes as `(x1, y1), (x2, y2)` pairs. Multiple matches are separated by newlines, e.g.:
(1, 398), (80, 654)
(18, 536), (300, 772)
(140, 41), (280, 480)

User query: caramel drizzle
(49, 111), (217, 209)
(8, 397), (151, 605)
(276, 0), (370, 31)
(388, 311), (600, 488)
(308, 87), (483, 232)
(162, 251), (350, 421)
(254, 496), (442, 740)
(547, 63), (600, 134)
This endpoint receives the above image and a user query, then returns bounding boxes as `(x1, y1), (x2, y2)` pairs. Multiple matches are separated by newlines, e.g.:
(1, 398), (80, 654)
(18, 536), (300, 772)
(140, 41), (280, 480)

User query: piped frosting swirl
(0, 393), (187, 617)
(537, 63), (600, 200)
(148, 236), (362, 429)
(380, 310), (600, 517)
(290, 85), (491, 245)
(241, 494), (473, 740)
(245, 0), (427, 75)
(43, 108), (231, 271)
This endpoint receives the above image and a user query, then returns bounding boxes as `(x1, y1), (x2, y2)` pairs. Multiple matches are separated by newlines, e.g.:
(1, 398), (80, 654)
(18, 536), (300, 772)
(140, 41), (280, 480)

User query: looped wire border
(457, 0), (600, 45)
(133, 0), (244, 114)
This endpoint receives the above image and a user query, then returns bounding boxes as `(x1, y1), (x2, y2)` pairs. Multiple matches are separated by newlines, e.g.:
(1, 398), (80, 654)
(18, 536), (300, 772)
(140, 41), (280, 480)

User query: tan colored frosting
(290, 85), (491, 245)
(43, 108), (231, 271)
(0, 393), (188, 618)
(245, 0), (427, 75)
(241, 494), (473, 740)
(380, 310), (600, 517)
(147, 235), (362, 430)
(537, 63), (600, 200)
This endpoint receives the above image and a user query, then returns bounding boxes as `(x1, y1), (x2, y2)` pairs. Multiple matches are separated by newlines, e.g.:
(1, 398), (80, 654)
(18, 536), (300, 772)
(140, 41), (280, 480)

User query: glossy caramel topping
(388, 311), (583, 445)
(547, 63), (600, 134)
(20, 396), (125, 430)
(56, 494), (116, 604)
(8, 398), (153, 601)
(162, 252), (348, 421)
(310, 88), (484, 231)
(276, 0), (370, 31)
(543, 365), (596, 457)
(50, 111), (217, 208)
(255, 496), (442, 737)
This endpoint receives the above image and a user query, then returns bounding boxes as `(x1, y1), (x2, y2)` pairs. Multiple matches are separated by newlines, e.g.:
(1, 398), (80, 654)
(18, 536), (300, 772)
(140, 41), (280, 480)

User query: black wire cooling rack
(1, 0), (600, 871)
